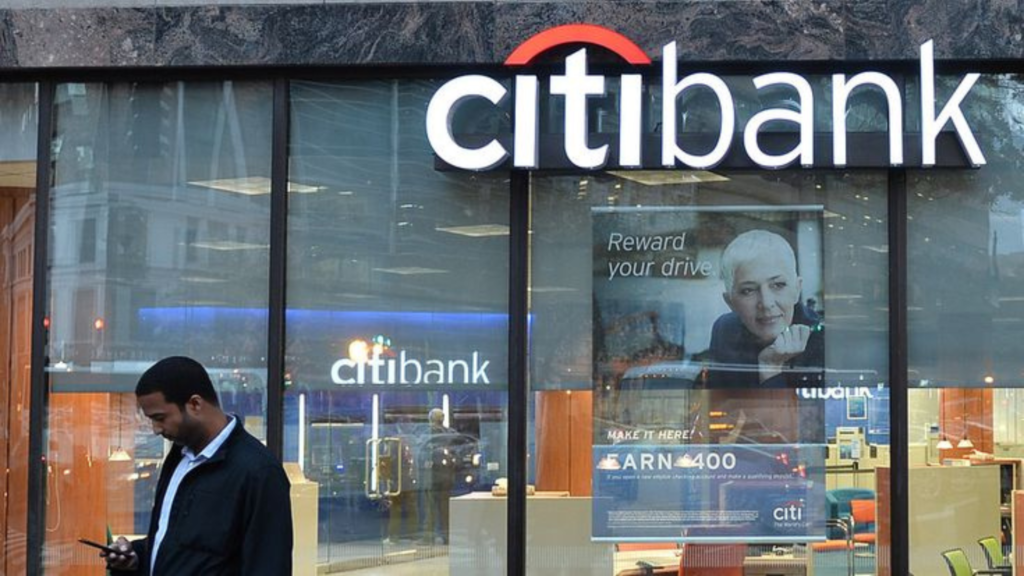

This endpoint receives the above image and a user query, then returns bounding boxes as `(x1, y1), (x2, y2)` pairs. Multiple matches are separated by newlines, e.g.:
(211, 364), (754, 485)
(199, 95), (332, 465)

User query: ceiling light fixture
(188, 177), (324, 196)
(606, 170), (729, 186)
(0, 160), (37, 188)
(372, 266), (448, 276)
(435, 224), (510, 237)
(188, 240), (269, 251)
(109, 394), (133, 462)
(959, 389), (975, 450)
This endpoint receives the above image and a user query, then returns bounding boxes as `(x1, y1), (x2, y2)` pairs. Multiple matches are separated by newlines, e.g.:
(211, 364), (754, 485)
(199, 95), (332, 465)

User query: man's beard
(174, 410), (200, 447)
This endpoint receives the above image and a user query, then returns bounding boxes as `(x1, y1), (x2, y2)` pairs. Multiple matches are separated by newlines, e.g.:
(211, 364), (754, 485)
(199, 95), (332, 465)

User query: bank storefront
(1, 6), (1023, 576)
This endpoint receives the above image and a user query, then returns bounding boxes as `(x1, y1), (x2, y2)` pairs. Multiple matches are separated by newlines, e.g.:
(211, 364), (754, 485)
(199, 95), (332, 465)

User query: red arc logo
(504, 24), (652, 66)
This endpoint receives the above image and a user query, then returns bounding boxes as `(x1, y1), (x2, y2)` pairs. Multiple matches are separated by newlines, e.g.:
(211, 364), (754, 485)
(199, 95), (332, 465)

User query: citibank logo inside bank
(427, 24), (986, 171)
(331, 350), (491, 386)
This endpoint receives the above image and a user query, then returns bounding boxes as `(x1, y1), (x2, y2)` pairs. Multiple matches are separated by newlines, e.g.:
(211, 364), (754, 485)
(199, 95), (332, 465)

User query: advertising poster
(591, 205), (826, 542)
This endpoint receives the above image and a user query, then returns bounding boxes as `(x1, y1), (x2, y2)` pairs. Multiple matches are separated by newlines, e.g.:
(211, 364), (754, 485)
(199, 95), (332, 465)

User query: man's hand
(101, 536), (138, 571)
(757, 324), (811, 384)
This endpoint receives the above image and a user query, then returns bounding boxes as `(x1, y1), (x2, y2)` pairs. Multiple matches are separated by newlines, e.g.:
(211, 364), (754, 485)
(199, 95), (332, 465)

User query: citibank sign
(426, 24), (986, 171)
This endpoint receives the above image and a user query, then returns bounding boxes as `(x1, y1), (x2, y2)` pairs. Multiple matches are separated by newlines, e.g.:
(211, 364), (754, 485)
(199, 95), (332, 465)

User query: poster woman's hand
(757, 324), (811, 384)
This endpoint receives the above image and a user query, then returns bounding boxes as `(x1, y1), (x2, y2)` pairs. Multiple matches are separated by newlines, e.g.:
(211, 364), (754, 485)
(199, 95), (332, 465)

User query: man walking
(103, 356), (292, 575)
(421, 408), (457, 545)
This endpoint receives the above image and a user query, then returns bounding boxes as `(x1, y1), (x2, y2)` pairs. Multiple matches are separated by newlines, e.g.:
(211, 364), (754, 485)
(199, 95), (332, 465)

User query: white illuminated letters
(920, 40), (986, 167)
(743, 73), (814, 169)
(832, 71), (904, 167)
(331, 350), (492, 386)
(550, 49), (609, 169)
(661, 42), (735, 170)
(513, 75), (539, 168)
(426, 35), (986, 171)
(426, 75), (509, 170)
(619, 74), (644, 168)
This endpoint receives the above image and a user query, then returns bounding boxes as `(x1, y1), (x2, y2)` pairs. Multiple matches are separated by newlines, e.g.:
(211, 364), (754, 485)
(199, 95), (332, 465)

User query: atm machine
(830, 427), (868, 490)
(836, 427), (866, 463)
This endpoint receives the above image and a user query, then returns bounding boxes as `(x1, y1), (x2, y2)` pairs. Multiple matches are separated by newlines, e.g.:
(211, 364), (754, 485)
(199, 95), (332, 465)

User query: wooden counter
(908, 465), (1001, 576)
(449, 491), (614, 575)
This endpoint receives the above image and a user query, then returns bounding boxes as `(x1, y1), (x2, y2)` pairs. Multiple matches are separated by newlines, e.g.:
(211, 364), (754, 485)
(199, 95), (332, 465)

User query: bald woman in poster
(707, 229), (824, 389)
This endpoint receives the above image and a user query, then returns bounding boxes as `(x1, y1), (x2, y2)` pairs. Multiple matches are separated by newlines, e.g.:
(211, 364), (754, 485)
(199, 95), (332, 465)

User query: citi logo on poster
(426, 24), (986, 171)
(773, 500), (805, 522)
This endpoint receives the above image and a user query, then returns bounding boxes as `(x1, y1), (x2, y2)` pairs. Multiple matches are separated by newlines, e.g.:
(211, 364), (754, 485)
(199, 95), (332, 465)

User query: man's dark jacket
(114, 421), (293, 576)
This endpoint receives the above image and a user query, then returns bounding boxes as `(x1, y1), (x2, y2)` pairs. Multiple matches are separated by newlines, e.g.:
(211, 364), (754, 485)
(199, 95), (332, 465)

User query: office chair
(810, 518), (854, 576)
(612, 542), (680, 576)
(677, 543), (746, 576)
(616, 542), (679, 553)
(977, 536), (1010, 572)
(614, 561), (677, 576)
(941, 548), (1009, 576)
(825, 488), (874, 539)
(849, 499), (876, 545)
(847, 498), (876, 576)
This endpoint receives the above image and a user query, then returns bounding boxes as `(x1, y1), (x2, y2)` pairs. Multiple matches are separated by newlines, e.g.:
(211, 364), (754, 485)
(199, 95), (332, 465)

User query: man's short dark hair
(135, 356), (220, 407)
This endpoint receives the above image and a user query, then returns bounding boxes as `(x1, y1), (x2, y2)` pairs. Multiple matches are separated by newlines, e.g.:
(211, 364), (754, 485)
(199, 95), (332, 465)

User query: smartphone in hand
(78, 538), (121, 555)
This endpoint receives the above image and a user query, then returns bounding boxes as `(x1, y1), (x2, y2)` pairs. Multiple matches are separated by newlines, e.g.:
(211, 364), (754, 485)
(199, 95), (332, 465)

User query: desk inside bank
(449, 492), (815, 576)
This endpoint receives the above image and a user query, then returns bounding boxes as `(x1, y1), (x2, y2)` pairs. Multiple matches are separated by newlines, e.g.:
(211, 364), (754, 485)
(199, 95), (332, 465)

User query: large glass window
(527, 170), (890, 576)
(42, 81), (272, 575)
(0, 83), (37, 576)
(285, 79), (509, 575)
(907, 75), (1024, 576)
(18, 66), (1018, 576)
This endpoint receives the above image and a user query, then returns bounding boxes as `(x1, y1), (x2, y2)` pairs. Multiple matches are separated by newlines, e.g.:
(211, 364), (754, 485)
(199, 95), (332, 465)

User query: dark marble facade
(0, 1), (1022, 69)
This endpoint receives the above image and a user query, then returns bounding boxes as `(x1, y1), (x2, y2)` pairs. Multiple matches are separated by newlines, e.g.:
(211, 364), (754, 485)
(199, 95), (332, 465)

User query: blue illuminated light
(137, 307), (517, 329)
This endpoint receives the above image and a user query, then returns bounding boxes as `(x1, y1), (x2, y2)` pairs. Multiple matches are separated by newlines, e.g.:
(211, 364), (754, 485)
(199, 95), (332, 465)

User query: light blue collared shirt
(150, 416), (237, 576)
